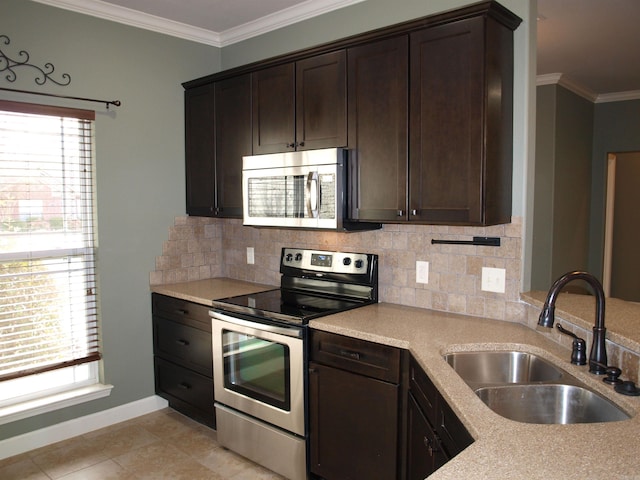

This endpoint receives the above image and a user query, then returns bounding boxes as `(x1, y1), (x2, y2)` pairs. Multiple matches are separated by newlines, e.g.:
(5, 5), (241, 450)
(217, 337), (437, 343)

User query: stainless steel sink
(443, 350), (632, 424)
(444, 351), (564, 387)
(475, 384), (631, 424)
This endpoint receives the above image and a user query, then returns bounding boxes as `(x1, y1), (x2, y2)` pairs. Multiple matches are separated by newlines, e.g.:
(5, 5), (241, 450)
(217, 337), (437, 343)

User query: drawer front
(310, 330), (401, 383)
(152, 293), (211, 331)
(153, 316), (213, 376)
(409, 356), (439, 427)
(154, 357), (214, 415)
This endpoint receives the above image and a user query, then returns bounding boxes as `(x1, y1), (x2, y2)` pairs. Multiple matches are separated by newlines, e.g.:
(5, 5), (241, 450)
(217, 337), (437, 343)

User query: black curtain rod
(0, 86), (121, 109)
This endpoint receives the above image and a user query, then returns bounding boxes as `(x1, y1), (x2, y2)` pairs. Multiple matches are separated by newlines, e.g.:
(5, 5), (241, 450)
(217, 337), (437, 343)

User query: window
(0, 100), (103, 415)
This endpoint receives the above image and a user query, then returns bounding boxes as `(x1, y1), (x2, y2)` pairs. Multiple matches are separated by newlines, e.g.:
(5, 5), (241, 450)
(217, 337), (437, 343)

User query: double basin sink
(444, 351), (631, 424)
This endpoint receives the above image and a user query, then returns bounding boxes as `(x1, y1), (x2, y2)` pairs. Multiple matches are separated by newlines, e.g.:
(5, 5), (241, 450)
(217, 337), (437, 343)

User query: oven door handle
(209, 310), (303, 339)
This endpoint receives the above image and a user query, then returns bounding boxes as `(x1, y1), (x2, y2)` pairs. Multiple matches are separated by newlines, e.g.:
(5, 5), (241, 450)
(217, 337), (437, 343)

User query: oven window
(222, 330), (291, 411)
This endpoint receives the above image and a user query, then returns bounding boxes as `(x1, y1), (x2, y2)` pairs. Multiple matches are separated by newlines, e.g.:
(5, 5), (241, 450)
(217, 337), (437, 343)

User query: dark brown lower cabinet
(152, 293), (215, 428)
(407, 393), (448, 479)
(407, 356), (474, 478)
(309, 362), (399, 480)
(309, 330), (404, 480)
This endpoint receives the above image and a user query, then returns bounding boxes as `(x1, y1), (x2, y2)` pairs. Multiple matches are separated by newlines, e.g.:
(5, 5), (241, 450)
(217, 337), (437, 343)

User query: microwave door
(243, 167), (323, 228)
(243, 160), (341, 229)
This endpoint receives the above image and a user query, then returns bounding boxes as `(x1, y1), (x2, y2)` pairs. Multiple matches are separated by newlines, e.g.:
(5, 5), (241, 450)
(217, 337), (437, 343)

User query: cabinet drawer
(409, 356), (439, 427)
(154, 357), (214, 422)
(152, 293), (211, 331)
(153, 316), (213, 376)
(310, 330), (401, 383)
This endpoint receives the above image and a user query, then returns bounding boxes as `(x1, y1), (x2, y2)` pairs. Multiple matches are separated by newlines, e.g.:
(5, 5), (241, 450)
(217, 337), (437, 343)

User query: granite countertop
(151, 278), (275, 305)
(151, 279), (640, 479)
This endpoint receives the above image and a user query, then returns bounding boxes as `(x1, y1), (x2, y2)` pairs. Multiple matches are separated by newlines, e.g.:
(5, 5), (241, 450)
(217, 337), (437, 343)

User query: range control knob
(343, 257), (352, 266)
(355, 259), (364, 269)
(285, 253), (293, 262)
(295, 253), (303, 261)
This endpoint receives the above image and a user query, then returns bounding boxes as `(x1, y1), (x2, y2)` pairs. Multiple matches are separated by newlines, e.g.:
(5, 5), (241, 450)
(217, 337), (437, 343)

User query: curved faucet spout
(537, 271), (607, 374)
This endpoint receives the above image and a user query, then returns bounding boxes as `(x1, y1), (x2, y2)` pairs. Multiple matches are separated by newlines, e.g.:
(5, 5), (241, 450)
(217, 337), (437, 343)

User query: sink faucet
(537, 271), (607, 375)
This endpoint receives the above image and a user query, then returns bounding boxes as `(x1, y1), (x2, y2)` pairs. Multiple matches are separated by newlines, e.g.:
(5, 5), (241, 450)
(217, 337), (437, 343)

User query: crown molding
(595, 90), (640, 103)
(32, 0), (365, 47)
(536, 73), (640, 104)
(220, 0), (366, 46)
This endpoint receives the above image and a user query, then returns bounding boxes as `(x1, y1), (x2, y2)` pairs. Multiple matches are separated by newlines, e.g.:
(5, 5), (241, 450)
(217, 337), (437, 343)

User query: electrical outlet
(246, 247), (255, 265)
(416, 261), (429, 284)
(481, 267), (506, 293)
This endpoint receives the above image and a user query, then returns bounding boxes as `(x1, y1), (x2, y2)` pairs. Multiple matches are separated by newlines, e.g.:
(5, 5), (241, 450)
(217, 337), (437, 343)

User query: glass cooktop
(211, 288), (367, 324)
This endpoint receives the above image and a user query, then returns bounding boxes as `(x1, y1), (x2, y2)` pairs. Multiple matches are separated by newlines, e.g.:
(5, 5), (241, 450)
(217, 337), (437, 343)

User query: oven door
(210, 310), (305, 436)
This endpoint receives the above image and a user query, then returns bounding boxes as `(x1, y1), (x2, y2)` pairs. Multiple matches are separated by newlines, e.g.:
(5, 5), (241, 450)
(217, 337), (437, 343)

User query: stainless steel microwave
(242, 148), (380, 231)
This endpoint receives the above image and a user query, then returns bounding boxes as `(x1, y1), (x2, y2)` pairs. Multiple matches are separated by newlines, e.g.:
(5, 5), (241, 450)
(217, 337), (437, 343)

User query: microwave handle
(306, 171), (319, 218)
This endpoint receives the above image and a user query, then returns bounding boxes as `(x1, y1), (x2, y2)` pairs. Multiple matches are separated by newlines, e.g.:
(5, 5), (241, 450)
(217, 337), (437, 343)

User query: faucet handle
(557, 324), (587, 365)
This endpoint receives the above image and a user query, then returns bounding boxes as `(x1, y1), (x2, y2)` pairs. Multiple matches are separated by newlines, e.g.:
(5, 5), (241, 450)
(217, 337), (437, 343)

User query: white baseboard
(0, 395), (169, 460)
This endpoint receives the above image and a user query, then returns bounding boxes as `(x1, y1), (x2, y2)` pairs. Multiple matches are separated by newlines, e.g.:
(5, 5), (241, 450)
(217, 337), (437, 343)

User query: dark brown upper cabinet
(252, 50), (347, 154)
(184, 83), (215, 217)
(214, 74), (251, 218)
(184, 74), (250, 218)
(347, 36), (409, 223)
(184, 1), (521, 225)
(408, 13), (516, 225)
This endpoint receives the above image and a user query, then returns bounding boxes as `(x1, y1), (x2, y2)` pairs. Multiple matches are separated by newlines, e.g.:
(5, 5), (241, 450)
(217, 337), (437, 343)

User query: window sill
(0, 383), (113, 426)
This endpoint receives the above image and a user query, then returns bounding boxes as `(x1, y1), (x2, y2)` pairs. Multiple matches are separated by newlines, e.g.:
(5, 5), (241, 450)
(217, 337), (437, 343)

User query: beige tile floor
(0, 408), (286, 479)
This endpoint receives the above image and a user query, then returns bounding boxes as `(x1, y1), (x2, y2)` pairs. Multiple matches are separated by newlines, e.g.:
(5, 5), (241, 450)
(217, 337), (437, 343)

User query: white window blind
(0, 100), (100, 384)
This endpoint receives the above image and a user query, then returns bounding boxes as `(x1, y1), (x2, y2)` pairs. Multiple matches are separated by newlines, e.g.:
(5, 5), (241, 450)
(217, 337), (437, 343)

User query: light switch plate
(481, 267), (506, 293)
(246, 247), (255, 265)
(416, 261), (429, 284)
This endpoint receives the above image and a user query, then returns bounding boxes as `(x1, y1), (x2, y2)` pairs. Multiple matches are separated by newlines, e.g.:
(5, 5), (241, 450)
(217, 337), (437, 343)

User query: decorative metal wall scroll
(0, 34), (121, 109)
(0, 35), (71, 86)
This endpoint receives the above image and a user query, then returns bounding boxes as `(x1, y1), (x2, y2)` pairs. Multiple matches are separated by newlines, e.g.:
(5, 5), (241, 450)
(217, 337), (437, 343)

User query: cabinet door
(309, 362), (399, 480)
(252, 63), (295, 154)
(409, 18), (485, 224)
(407, 393), (448, 479)
(214, 74), (251, 217)
(296, 50), (347, 150)
(347, 36), (408, 222)
(185, 83), (215, 216)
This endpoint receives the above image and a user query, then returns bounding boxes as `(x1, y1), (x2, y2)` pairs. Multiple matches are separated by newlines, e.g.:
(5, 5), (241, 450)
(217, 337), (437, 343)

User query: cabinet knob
(397, 210), (405, 217)
(176, 339), (190, 346)
(298, 141), (305, 147)
(287, 142), (295, 148)
(411, 209), (418, 216)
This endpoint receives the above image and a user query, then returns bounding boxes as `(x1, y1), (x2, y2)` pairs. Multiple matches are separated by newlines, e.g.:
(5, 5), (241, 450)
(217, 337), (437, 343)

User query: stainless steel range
(209, 247), (378, 480)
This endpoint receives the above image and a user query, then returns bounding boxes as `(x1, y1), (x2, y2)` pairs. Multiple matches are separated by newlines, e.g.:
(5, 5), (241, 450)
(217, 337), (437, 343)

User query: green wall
(533, 84), (640, 291)
(589, 99), (640, 277)
(0, 0), (219, 439)
(532, 84), (595, 289)
(0, 0), (533, 440)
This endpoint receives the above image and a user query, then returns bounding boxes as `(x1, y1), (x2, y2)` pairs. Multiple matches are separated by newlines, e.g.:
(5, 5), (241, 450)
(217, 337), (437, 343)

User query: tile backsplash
(151, 216), (525, 323)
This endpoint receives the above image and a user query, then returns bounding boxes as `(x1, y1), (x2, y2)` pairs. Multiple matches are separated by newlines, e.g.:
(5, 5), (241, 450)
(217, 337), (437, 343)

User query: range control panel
(281, 248), (370, 275)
